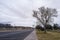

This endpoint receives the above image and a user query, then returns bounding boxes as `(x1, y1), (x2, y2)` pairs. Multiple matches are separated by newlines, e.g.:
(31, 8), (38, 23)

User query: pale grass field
(0, 28), (23, 32)
(36, 30), (60, 40)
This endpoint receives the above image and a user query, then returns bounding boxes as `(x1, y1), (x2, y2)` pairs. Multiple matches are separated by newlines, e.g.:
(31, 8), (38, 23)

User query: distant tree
(53, 24), (59, 30)
(0, 23), (4, 28)
(33, 7), (57, 33)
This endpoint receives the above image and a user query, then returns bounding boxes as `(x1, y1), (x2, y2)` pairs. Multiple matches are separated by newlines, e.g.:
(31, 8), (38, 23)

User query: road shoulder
(24, 29), (38, 40)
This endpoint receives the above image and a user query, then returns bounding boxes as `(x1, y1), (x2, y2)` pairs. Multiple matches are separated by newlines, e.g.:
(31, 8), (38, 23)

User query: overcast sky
(0, 0), (60, 27)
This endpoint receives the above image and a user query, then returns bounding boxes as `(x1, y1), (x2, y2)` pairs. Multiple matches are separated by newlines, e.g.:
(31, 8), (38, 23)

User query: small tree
(33, 7), (57, 33)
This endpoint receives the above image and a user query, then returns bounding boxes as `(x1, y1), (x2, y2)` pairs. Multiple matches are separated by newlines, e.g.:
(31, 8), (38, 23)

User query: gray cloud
(0, 0), (60, 27)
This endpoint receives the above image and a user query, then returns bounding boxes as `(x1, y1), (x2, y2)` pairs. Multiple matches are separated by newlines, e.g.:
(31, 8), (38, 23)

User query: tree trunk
(44, 25), (47, 33)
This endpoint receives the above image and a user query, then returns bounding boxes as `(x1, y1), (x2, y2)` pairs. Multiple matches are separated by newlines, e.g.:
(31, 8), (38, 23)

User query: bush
(46, 24), (53, 30)
(36, 25), (44, 31)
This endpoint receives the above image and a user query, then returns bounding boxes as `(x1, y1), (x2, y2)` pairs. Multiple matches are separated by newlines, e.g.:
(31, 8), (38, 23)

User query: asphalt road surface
(0, 29), (34, 40)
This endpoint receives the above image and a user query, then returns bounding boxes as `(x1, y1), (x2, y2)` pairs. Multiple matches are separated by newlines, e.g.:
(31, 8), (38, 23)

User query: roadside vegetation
(36, 29), (60, 40)
(33, 6), (60, 40)
(36, 23), (60, 40)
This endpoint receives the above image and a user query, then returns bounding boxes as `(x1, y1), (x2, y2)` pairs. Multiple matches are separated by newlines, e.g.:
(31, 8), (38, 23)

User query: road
(0, 29), (34, 40)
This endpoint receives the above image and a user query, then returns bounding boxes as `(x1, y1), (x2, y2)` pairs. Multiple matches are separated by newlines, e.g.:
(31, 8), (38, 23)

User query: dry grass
(36, 30), (60, 40)
(0, 28), (23, 32)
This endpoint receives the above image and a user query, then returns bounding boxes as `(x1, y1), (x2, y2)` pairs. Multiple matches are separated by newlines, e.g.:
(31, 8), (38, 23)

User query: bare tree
(33, 7), (57, 33)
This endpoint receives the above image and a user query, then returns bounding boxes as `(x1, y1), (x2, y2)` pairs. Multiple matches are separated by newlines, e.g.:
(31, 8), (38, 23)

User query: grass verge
(36, 29), (60, 40)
